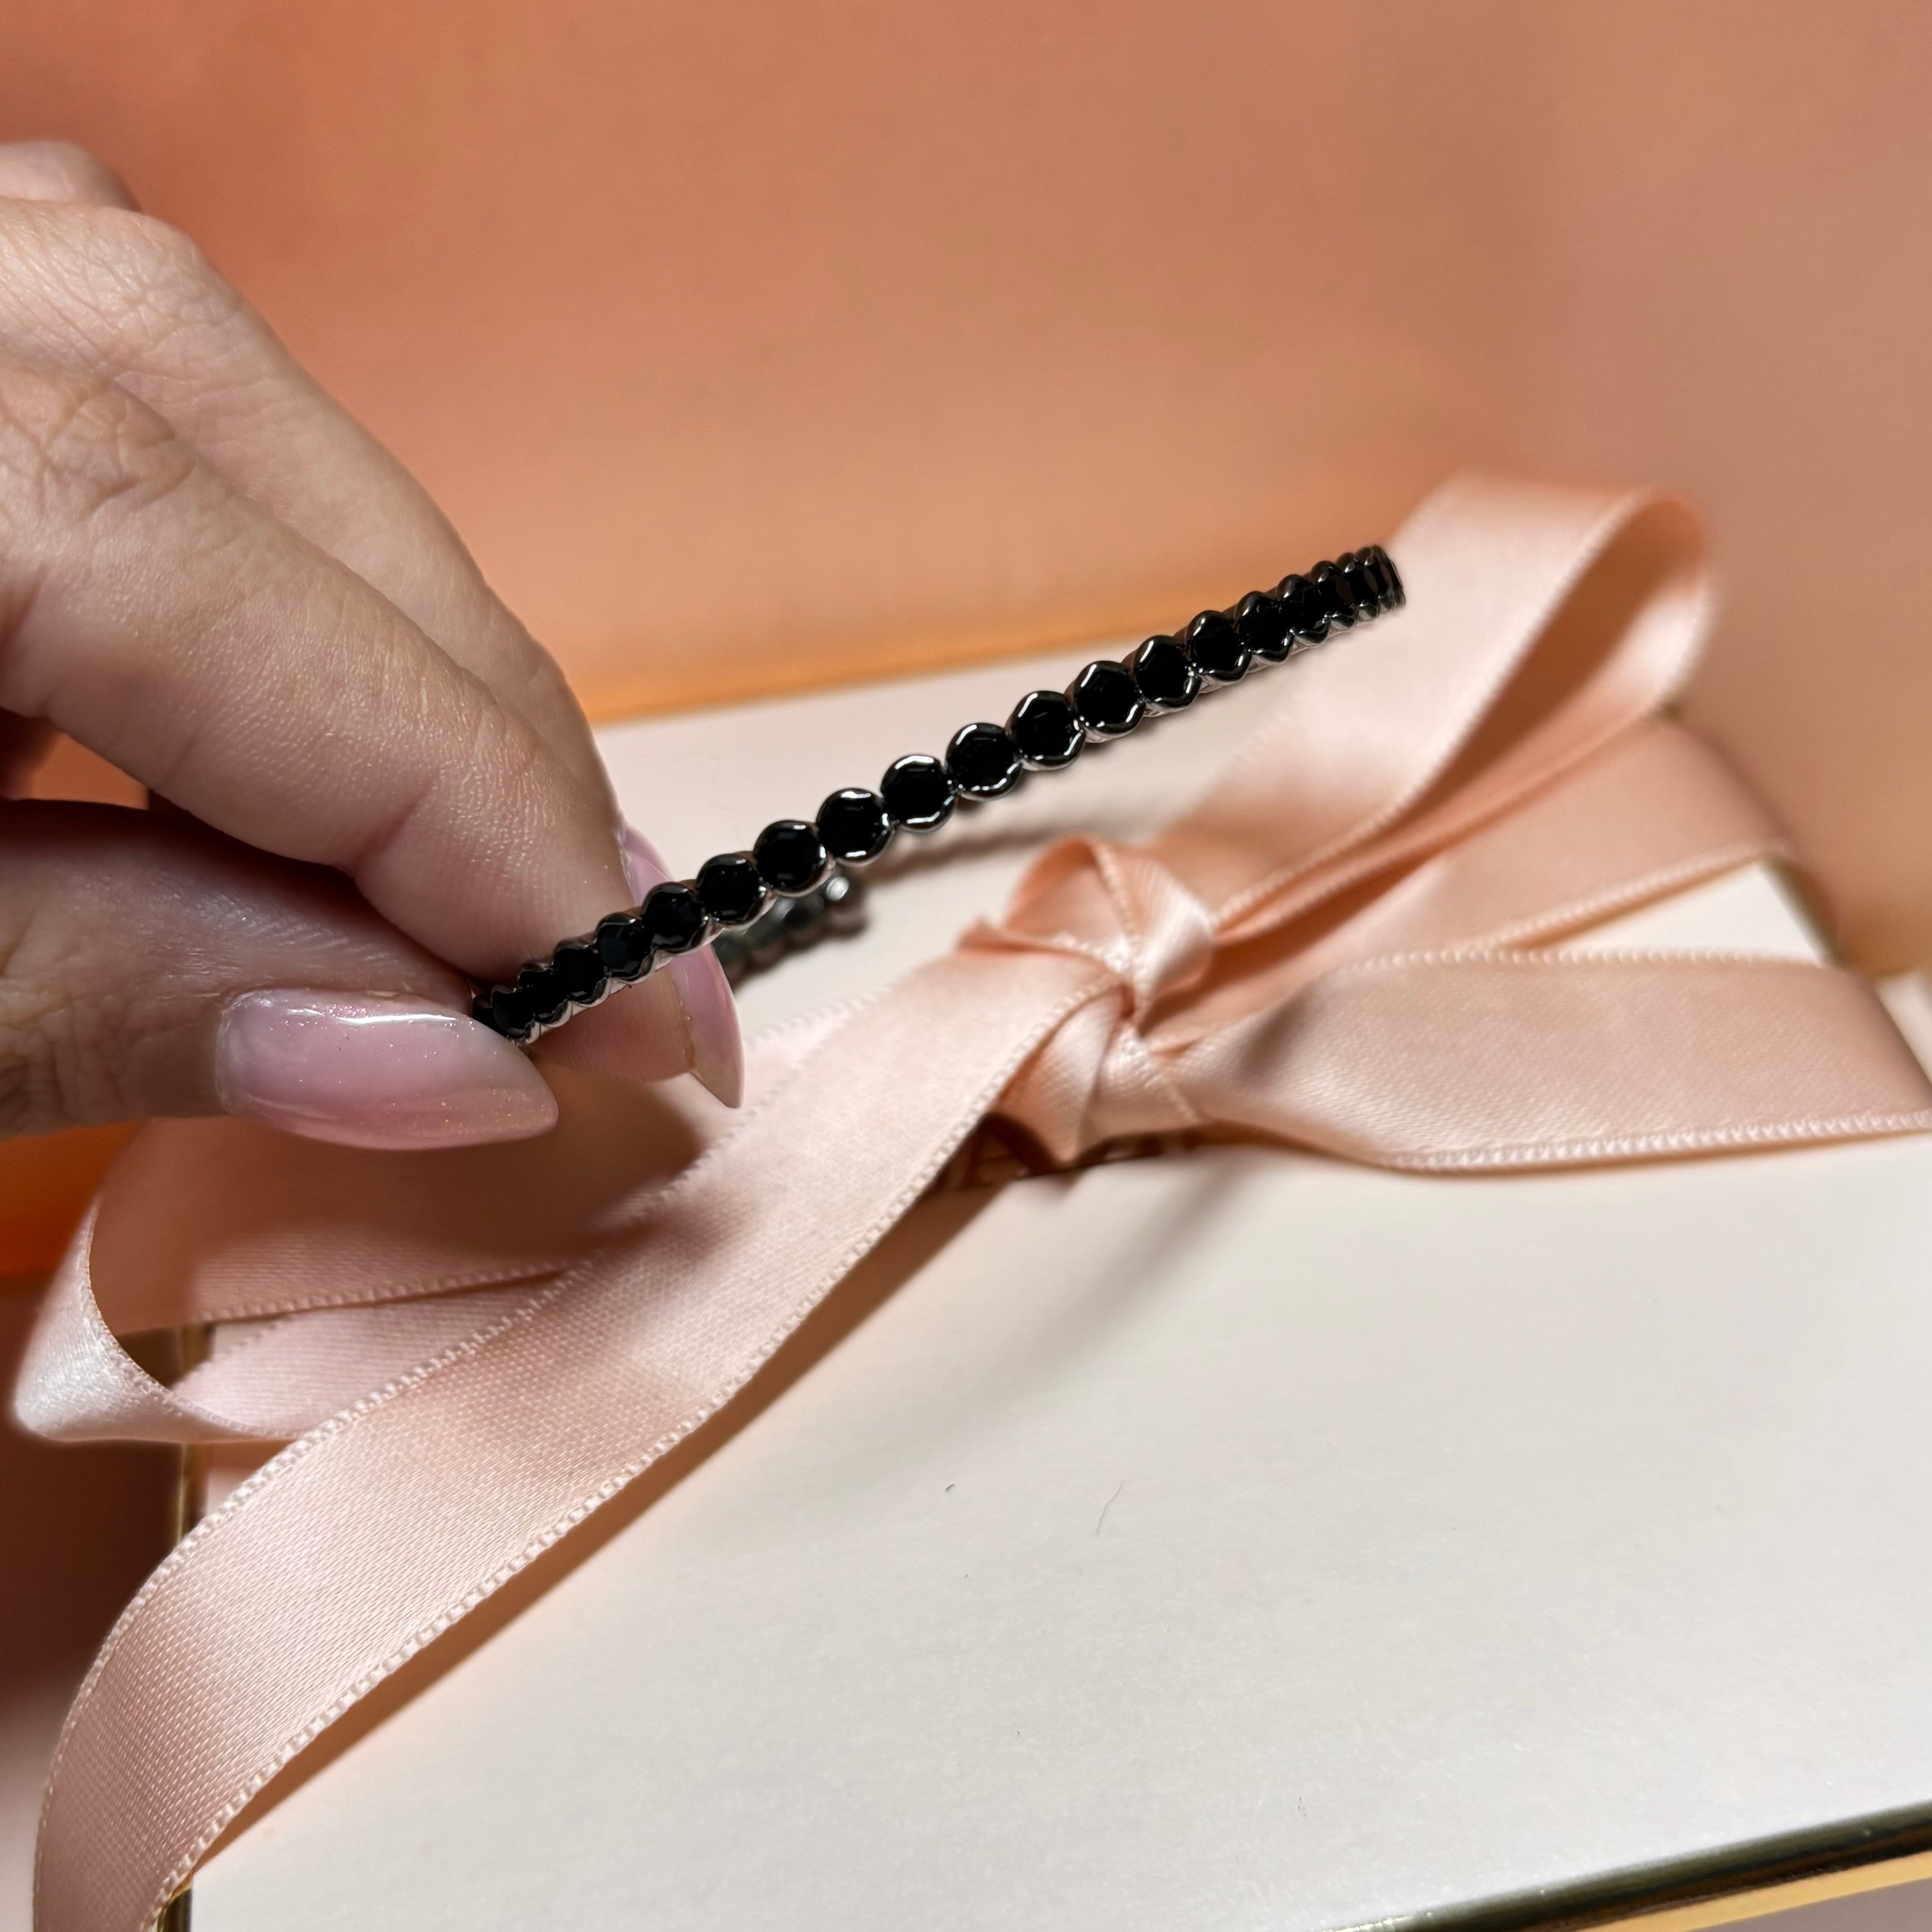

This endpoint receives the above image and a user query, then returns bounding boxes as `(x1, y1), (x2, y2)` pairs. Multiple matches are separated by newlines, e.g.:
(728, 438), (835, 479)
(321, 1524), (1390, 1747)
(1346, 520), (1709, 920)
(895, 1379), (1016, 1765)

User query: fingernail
(216, 991), (558, 1150)
(622, 821), (745, 1108)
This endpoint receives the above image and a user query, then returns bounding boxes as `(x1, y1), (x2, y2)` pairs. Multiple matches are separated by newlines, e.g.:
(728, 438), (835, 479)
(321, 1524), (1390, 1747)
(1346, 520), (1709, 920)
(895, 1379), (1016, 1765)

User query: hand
(0, 142), (741, 1149)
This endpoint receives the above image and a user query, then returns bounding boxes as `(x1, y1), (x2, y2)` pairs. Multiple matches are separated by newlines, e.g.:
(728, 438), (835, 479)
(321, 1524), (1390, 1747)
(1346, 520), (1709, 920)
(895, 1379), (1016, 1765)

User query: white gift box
(148, 648), (1932, 1932)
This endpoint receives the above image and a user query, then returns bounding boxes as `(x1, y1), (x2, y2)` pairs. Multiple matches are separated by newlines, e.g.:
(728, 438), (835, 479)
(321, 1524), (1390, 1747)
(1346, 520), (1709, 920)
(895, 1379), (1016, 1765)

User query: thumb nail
(216, 990), (558, 1150)
(621, 822), (745, 1108)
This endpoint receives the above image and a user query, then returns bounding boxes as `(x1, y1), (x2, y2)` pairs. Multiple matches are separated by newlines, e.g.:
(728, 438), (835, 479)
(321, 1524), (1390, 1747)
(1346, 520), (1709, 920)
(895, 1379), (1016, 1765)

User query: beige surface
(0, 3), (1927, 969)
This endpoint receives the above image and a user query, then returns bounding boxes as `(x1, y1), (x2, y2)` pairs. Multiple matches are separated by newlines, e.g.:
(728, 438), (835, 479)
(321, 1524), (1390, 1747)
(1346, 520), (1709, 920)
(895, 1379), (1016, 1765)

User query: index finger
(0, 358), (628, 980)
(0, 180), (613, 814)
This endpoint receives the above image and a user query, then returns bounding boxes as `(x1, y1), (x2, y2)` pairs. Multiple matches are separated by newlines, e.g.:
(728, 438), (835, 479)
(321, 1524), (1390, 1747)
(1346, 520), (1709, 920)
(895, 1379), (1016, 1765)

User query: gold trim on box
(1339, 1800), (1932, 1932)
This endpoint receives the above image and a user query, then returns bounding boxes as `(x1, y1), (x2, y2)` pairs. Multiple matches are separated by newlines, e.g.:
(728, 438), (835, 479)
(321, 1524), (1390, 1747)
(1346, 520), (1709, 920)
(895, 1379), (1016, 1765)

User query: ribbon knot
(963, 837), (1220, 1156)
(18, 475), (1932, 1932)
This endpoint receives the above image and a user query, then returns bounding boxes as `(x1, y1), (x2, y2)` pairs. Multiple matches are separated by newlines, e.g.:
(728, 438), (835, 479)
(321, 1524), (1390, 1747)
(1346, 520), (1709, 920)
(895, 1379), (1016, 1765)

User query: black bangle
(473, 546), (1404, 1045)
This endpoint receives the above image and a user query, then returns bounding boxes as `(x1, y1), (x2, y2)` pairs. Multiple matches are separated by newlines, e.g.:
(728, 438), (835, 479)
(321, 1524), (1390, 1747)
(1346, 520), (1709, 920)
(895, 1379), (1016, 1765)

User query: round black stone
(515, 959), (570, 1028)
(595, 910), (651, 981)
(1372, 544), (1405, 607)
(1131, 634), (1199, 711)
(487, 981), (536, 1040)
(552, 939), (607, 1005)
(1067, 659), (1144, 737)
(754, 819), (831, 896)
(1275, 572), (1329, 644)
(879, 754), (955, 831)
(815, 787), (894, 864)
(1311, 561), (1357, 628)
(1233, 589), (1292, 662)
(1007, 689), (1084, 769)
(946, 722), (1023, 798)
(695, 852), (767, 927)
(1339, 553), (1381, 620)
(1185, 609), (1252, 684)
(640, 880), (708, 952)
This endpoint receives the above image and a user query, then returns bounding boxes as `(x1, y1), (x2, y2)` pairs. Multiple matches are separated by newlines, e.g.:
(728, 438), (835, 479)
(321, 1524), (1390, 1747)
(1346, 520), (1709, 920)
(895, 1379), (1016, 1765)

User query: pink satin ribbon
(18, 476), (1932, 1932)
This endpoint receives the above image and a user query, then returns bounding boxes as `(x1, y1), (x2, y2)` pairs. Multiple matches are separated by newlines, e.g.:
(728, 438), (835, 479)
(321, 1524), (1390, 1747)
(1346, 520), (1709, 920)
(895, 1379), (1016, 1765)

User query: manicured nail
(622, 822), (745, 1108)
(216, 991), (558, 1150)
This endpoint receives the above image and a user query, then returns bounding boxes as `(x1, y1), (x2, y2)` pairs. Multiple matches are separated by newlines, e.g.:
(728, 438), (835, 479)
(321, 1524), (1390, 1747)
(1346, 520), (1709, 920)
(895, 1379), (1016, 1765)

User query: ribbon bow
(18, 477), (1932, 1932)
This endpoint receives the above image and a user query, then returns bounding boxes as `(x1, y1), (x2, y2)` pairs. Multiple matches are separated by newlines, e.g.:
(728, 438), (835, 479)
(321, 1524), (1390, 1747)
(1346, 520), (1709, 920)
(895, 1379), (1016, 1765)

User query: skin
(0, 140), (701, 1136)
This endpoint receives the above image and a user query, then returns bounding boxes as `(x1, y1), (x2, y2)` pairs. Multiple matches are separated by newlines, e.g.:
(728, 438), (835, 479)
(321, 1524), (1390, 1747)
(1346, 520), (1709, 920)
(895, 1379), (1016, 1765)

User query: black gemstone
(594, 910), (651, 981)
(1275, 572), (1329, 644)
(515, 959), (570, 1028)
(946, 722), (1024, 797)
(488, 980), (537, 1040)
(472, 990), (498, 1031)
(1357, 547), (1394, 609)
(696, 851), (768, 927)
(640, 880), (708, 952)
(1311, 561), (1357, 628)
(552, 939), (607, 1005)
(1007, 689), (1084, 769)
(1233, 589), (1292, 662)
(1131, 634), (1199, 711)
(754, 819), (832, 896)
(1372, 544), (1405, 607)
(816, 787), (894, 864)
(879, 754), (955, 831)
(1067, 659), (1145, 736)
(1185, 609), (1252, 683)
(1339, 552), (1380, 620)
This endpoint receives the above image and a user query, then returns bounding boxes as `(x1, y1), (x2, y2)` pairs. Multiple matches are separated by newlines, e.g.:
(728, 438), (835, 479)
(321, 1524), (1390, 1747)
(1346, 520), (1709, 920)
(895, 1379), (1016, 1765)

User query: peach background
(0, 0), (1930, 1268)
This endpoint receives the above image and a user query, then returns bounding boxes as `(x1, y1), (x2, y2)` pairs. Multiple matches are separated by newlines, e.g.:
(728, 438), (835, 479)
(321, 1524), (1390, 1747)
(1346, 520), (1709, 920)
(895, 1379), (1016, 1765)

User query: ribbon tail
(32, 947), (1105, 1932)
(1173, 952), (1932, 1171)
